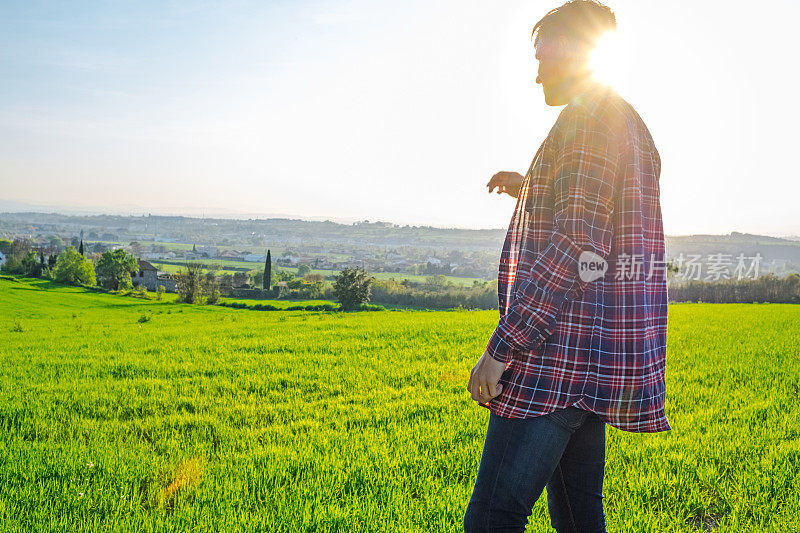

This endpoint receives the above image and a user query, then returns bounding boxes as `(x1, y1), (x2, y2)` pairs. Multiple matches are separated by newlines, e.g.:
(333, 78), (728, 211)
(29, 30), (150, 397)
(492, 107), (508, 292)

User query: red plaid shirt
(483, 82), (671, 433)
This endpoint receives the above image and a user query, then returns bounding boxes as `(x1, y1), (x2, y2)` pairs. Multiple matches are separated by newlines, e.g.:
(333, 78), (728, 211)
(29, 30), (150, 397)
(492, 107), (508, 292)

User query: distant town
(2, 211), (799, 298)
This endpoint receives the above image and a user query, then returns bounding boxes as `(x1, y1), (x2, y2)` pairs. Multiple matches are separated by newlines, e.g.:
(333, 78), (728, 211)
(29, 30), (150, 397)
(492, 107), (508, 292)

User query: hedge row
(216, 302), (386, 312)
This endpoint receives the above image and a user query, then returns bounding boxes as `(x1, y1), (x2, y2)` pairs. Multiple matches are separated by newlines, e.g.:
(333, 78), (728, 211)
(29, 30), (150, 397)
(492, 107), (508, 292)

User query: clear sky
(1, 1), (798, 235)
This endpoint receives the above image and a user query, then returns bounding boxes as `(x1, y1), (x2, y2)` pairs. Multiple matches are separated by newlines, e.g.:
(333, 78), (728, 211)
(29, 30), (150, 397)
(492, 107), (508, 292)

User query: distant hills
(1, 211), (798, 276)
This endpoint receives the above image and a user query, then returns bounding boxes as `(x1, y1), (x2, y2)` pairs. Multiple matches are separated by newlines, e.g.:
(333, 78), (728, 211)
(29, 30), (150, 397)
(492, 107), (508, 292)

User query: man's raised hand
(486, 171), (524, 199)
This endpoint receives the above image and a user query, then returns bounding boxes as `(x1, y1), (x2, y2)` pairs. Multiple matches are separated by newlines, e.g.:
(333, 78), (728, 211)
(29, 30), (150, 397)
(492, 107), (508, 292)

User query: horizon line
(1, 201), (799, 239)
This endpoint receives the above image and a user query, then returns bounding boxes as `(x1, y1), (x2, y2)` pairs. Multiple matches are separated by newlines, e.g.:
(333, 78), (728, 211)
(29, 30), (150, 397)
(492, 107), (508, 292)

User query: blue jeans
(463, 406), (608, 533)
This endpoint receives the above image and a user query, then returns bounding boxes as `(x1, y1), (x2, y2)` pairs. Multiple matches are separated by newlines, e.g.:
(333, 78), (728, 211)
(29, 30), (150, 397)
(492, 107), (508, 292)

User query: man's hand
(467, 350), (508, 405)
(487, 171), (524, 199)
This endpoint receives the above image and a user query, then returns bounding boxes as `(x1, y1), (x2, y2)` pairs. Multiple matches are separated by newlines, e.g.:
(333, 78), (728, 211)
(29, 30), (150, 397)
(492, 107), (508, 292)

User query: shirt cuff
(485, 327), (514, 365)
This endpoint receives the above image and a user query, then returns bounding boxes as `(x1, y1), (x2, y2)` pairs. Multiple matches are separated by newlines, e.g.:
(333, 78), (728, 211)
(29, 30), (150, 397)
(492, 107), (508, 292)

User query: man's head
(532, 0), (616, 106)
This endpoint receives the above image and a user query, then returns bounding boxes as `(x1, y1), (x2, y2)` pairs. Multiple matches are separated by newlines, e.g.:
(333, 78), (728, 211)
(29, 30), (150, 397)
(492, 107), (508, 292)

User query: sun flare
(589, 31), (626, 89)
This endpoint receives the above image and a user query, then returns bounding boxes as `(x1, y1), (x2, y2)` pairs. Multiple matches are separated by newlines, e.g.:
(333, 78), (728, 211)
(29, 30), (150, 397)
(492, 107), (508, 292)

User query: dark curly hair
(532, 0), (617, 53)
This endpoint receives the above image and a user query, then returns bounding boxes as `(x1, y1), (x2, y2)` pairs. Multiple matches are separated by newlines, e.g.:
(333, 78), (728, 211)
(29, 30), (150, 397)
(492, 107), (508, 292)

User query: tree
(447, 249), (465, 264)
(0, 239), (41, 277)
(176, 263), (205, 303)
(232, 271), (249, 288)
(218, 273), (233, 295)
(20, 250), (43, 277)
(250, 269), (264, 288)
(53, 246), (97, 286)
(9, 238), (32, 257)
(333, 267), (374, 311)
(297, 264), (312, 277)
(48, 236), (64, 249)
(423, 274), (453, 292)
(78, 240), (84, 255)
(276, 270), (294, 282)
(304, 273), (325, 283)
(96, 249), (138, 290)
(264, 250), (272, 291)
(129, 241), (143, 258)
(204, 272), (221, 304)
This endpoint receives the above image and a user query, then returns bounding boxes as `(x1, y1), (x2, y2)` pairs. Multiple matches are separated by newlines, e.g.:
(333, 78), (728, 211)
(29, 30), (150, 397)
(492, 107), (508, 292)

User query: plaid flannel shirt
(483, 82), (671, 433)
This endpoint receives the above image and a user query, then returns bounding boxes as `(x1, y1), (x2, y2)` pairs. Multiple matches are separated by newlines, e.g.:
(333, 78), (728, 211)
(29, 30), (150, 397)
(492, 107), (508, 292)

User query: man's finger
(478, 377), (491, 403)
(475, 377), (488, 403)
(487, 379), (502, 398)
(471, 384), (482, 403)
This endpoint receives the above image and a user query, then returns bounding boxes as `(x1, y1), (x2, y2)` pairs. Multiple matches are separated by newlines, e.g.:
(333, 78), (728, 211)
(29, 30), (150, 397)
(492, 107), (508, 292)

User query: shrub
(132, 285), (149, 299)
(333, 267), (374, 311)
(204, 272), (221, 304)
(52, 246), (97, 286)
(176, 264), (205, 304)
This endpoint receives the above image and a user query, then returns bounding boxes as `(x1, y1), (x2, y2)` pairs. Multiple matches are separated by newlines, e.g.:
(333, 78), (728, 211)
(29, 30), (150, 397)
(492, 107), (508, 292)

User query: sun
(589, 31), (626, 89)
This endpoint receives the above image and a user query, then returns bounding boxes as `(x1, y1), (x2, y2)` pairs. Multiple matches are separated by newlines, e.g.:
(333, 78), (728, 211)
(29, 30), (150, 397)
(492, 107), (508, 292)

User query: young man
(464, 1), (671, 532)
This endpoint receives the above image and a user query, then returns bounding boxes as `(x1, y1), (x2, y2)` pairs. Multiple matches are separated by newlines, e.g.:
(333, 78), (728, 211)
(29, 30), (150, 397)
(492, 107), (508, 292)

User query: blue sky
(1, 0), (798, 235)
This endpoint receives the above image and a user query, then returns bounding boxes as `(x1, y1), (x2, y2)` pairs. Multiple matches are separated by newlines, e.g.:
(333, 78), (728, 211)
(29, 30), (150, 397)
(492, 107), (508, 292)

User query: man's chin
(542, 89), (566, 107)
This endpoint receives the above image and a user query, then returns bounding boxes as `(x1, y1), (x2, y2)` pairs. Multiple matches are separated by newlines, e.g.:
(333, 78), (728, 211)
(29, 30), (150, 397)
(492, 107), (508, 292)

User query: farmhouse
(132, 259), (177, 292)
(142, 251), (176, 261)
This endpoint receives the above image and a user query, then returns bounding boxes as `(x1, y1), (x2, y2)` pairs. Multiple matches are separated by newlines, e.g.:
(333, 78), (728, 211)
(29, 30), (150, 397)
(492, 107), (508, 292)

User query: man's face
(534, 33), (583, 106)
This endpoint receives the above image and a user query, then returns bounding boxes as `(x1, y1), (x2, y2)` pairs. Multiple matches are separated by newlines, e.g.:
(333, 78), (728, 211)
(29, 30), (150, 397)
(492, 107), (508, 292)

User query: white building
(198, 246), (219, 258)
(0, 250), (5, 268)
(143, 251), (177, 260)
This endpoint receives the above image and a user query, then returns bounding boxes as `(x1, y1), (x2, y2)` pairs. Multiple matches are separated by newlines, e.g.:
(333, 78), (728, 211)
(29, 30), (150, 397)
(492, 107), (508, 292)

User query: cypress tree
(78, 239), (84, 256)
(264, 249), (272, 291)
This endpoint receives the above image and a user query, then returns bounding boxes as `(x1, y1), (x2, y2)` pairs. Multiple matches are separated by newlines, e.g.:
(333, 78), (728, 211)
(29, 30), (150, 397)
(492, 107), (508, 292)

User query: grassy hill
(0, 277), (798, 531)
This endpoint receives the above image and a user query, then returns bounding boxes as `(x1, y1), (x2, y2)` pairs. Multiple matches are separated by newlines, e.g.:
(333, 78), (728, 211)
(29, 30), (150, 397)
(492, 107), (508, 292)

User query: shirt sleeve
(485, 107), (619, 364)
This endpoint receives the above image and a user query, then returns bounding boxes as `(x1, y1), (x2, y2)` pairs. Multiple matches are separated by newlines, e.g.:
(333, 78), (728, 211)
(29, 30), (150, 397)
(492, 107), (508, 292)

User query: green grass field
(0, 277), (798, 532)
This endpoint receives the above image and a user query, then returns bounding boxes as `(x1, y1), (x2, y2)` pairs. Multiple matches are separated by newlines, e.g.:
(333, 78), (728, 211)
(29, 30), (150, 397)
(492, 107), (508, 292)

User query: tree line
(667, 273), (800, 303)
(6, 237), (797, 309)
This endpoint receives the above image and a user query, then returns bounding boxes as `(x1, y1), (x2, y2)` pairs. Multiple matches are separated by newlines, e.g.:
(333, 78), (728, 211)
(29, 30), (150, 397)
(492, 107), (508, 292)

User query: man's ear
(555, 35), (572, 58)
(556, 35), (589, 59)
